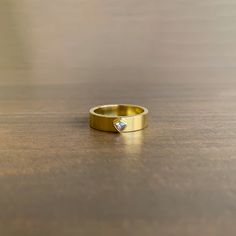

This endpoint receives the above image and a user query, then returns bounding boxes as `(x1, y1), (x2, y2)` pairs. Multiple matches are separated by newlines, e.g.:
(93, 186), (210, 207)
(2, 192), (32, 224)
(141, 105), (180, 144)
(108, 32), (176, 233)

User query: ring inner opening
(94, 105), (144, 116)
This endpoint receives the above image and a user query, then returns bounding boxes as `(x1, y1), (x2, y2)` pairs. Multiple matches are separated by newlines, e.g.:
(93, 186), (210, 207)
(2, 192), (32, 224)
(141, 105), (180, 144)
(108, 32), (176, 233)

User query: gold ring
(89, 104), (148, 133)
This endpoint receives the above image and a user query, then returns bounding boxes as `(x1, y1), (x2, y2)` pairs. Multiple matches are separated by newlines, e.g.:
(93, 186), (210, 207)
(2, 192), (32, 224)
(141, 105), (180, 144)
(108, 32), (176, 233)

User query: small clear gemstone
(114, 120), (126, 132)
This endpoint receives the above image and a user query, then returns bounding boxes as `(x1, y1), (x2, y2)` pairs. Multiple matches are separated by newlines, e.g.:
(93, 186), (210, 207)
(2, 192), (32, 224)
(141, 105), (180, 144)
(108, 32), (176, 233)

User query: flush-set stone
(113, 119), (127, 132)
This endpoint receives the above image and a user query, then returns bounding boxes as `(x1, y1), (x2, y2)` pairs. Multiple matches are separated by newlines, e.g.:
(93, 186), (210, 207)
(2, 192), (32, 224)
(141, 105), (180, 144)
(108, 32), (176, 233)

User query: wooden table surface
(1, 0), (236, 235)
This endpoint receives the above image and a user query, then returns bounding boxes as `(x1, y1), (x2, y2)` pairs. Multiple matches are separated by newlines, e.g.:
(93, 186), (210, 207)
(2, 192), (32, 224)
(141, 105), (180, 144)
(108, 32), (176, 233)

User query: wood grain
(1, 1), (236, 235)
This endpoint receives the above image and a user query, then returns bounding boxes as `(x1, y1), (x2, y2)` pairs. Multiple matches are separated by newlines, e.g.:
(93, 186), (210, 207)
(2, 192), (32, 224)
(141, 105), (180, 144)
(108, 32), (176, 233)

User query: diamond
(113, 119), (127, 132)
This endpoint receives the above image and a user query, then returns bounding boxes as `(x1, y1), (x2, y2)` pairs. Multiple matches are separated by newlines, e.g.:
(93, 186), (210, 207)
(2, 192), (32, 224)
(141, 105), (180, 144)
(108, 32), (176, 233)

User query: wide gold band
(89, 104), (148, 133)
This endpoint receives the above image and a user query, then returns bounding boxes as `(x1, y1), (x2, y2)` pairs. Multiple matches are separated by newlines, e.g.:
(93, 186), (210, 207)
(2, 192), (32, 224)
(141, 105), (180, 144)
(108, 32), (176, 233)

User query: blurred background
(1, 0), (236, 69)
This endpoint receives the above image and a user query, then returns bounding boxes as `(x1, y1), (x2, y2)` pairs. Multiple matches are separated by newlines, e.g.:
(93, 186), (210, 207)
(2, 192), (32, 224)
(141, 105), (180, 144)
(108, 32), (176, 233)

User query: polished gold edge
(89, 104), (148, 133)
